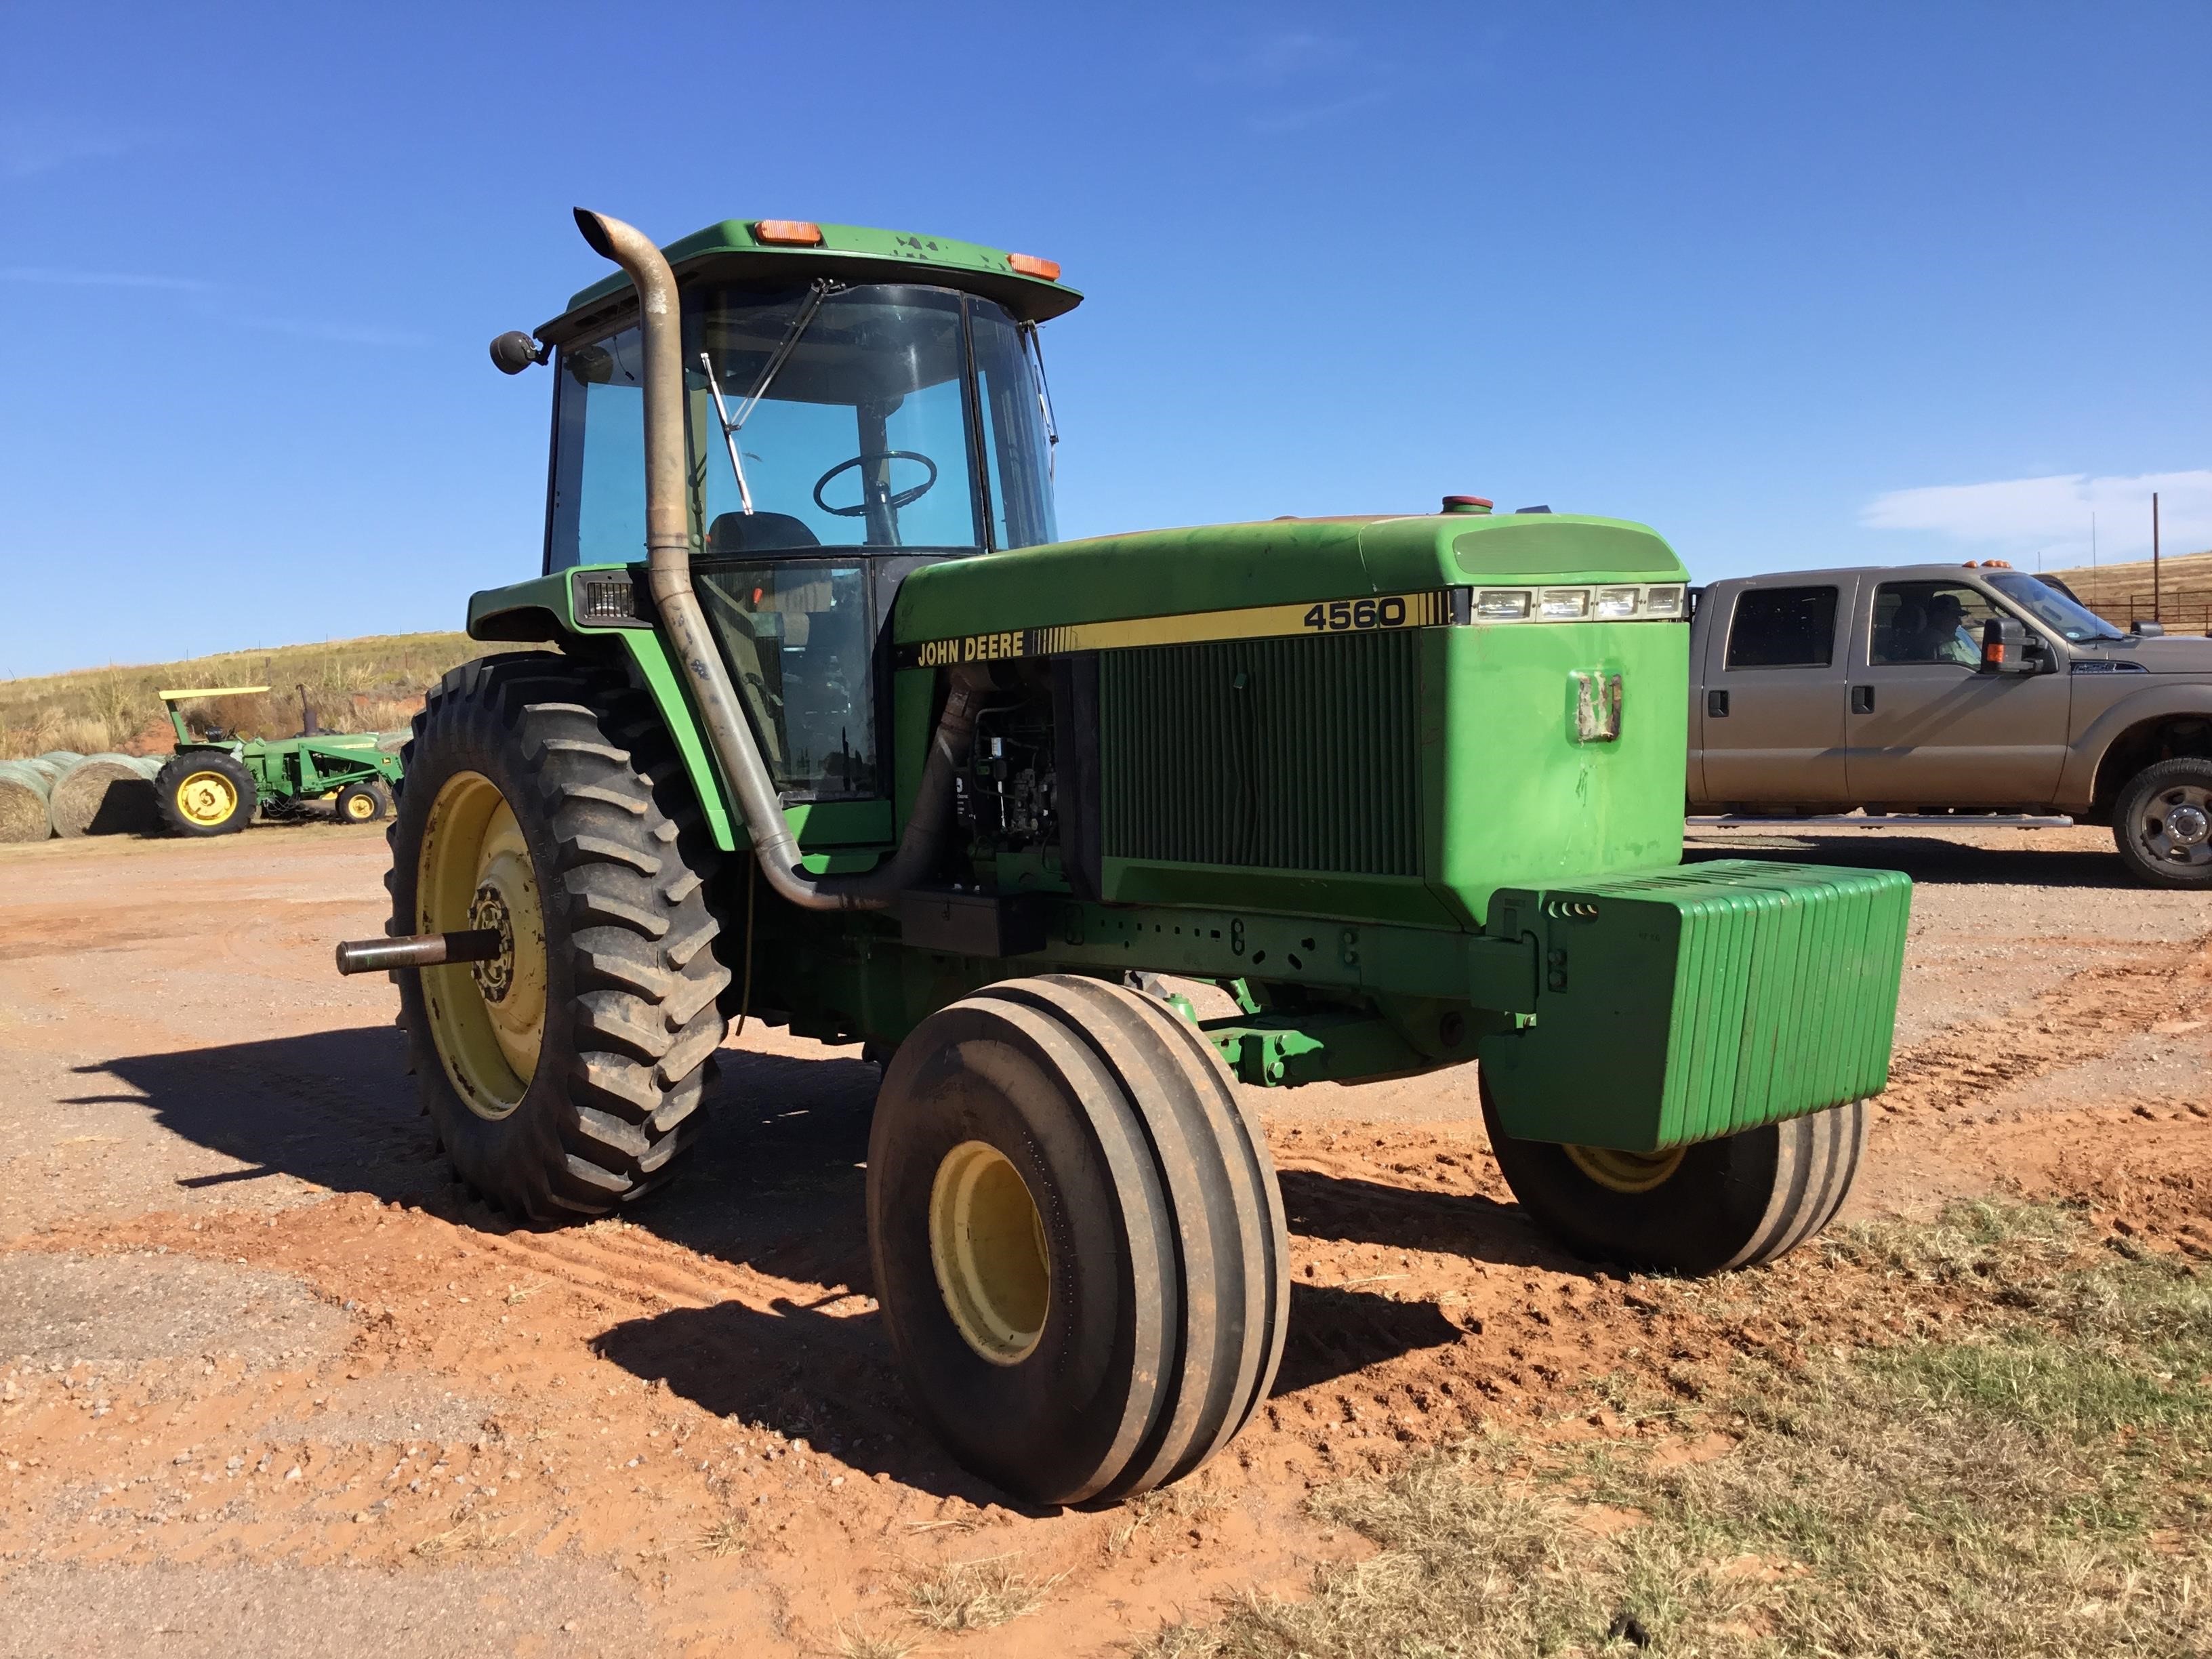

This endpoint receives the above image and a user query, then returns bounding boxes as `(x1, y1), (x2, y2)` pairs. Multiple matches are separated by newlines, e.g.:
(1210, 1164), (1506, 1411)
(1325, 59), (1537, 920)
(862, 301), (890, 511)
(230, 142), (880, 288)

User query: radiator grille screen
(1099, 629), (1422, 875)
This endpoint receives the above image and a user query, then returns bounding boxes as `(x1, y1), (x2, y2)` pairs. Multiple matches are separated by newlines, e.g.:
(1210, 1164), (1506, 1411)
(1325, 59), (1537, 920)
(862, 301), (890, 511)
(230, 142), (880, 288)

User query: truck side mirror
(1979, 617), (2039, 674)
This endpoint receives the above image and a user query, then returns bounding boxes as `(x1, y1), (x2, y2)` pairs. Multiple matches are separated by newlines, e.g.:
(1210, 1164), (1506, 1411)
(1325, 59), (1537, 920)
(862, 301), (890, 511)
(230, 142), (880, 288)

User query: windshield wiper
(699, 279), (838, 515)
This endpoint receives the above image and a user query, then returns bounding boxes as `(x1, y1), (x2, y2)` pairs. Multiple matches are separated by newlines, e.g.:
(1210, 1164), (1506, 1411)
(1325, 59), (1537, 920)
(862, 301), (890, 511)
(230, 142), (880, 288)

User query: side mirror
(1979, 617), (2042, 674)
(489, 330), (550, 375)
(2131, 619), (2166, 638)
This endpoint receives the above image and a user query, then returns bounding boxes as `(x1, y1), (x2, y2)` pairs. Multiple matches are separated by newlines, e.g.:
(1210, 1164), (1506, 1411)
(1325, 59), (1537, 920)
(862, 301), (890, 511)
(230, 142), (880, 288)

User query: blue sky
(2, 1), (2206, 677)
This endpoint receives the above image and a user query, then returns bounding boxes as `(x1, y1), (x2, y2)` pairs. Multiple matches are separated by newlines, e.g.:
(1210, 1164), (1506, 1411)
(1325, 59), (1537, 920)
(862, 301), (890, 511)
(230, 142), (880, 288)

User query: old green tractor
(335, 211), (1910, 1507)
(158, 685), (403, 834)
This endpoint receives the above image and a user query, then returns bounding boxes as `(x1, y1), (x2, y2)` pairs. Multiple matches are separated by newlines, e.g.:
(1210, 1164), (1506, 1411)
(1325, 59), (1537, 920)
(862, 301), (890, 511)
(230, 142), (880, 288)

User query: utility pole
(2152, 491), (2162, 622)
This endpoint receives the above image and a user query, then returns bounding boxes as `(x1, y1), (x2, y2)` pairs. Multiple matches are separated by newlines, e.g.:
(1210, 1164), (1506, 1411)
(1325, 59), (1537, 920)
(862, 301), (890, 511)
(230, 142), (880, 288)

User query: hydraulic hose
(571, 209), (985, 912)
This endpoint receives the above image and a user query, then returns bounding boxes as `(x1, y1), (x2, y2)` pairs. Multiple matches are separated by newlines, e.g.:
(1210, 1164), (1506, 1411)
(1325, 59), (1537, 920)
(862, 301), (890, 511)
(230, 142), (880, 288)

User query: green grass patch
(1141, 1202), (2212, 1658)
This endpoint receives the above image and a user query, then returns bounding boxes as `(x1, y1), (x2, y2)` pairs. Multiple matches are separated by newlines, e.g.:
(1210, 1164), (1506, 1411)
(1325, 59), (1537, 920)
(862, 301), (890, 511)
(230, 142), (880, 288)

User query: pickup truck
(1687, 562), (2212, 888)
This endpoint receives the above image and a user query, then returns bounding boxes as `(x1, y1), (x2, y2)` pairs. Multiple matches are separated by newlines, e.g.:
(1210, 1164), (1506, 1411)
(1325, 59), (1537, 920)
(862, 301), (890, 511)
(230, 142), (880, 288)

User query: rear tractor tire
(867, 975), (1288, 1507)
(387, 653), (732, 1223)
(156, 752), (255, 837)
(1481, 1073), (1868, 1275)
(334, 780), (388, 824)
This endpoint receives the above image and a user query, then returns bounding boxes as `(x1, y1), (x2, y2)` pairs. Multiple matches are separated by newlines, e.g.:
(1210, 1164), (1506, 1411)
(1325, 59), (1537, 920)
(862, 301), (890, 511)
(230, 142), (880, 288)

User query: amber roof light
(753, 220), (824, 246)
(1008, 252), (1062, 281)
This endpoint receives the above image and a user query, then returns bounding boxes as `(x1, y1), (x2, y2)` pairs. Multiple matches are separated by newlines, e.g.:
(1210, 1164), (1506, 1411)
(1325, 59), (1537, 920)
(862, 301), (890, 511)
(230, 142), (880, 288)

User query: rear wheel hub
(416, 771), (546, 1119)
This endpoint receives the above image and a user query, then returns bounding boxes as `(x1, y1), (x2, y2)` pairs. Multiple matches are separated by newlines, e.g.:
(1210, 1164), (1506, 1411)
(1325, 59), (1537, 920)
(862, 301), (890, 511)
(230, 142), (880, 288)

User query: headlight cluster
(1471, 583), (1686, 623)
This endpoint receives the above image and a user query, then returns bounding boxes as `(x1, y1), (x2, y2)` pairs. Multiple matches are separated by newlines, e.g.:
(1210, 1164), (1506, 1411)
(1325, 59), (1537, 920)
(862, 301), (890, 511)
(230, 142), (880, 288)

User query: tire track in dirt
(1878, 932), (2212, 1120)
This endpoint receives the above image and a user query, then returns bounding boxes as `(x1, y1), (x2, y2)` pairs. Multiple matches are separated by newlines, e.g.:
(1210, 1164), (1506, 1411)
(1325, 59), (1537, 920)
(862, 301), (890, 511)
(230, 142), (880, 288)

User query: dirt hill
(0, 634), (537, 760)
(2046, 546), (2212, 632)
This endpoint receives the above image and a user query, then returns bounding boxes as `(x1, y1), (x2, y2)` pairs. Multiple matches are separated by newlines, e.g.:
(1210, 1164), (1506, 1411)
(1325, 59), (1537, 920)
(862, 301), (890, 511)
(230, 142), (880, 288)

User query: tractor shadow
(72, 1029), (888, 1281)
(77, 1029), (1508, 1487)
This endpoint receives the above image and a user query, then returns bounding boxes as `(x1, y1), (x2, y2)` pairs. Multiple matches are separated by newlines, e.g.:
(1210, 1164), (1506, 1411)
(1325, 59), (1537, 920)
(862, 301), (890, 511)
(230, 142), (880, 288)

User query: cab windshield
(1986, 571), (2125, 644)
(547, 283), (1056, 567)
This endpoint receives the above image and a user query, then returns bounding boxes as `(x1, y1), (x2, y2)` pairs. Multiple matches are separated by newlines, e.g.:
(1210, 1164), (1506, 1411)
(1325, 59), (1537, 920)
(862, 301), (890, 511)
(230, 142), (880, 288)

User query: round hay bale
(49, 753), (161, 838)
(0, 762), (52, 842)
(20, 757), (62, 781)
(36, 751), (83, 769)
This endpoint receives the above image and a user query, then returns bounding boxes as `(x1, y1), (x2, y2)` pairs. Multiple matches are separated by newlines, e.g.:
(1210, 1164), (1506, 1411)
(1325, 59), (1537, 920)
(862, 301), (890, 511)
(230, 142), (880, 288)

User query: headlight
(1476, 589), (1532, 620)
(1593, 586), (1640, 619)
(1643, 584), (1686, 617)
(1538, 588), (1590, 619)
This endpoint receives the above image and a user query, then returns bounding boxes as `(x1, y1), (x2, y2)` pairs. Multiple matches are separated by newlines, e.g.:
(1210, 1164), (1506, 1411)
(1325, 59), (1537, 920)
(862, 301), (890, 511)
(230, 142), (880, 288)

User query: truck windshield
(547, 284), (1057, 568)
(1986, 571), (2126, 644)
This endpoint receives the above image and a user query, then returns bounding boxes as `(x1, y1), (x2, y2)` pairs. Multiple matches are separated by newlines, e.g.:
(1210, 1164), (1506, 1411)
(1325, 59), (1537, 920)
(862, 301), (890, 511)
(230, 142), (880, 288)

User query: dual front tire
(1481, 1075), (1869, 1275)
(868, 976), (1288, 1507)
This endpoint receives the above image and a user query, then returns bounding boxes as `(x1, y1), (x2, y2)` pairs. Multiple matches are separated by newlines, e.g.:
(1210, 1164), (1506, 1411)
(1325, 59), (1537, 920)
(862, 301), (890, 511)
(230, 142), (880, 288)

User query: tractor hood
(892, 512), (1687, 647)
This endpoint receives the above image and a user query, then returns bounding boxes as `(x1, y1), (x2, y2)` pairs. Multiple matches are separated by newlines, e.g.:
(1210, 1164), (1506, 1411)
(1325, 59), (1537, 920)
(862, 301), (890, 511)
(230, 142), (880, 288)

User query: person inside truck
(1888, 591), (1978, 665)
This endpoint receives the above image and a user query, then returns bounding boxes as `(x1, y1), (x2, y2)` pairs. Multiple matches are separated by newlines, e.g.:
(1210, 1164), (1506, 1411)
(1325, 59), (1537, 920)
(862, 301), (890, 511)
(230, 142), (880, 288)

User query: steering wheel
(812, 451), (938, 517)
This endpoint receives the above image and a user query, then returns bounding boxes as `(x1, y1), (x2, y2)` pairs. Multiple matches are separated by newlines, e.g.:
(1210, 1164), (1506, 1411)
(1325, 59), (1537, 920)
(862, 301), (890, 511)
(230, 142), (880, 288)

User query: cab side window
(1871, 581), (2002, 668)
(1725, 586), (1839, 669)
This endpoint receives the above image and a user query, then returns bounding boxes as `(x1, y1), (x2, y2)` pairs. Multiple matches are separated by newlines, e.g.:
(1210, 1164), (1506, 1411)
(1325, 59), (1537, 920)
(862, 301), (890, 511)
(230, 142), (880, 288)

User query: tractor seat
(708, 511), (821, 556)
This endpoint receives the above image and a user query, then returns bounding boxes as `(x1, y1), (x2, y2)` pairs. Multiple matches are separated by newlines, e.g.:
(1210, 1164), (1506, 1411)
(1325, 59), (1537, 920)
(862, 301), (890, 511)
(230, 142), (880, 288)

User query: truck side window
(1871, 581), (2002, 668)
(1725, 586), (1839, 669)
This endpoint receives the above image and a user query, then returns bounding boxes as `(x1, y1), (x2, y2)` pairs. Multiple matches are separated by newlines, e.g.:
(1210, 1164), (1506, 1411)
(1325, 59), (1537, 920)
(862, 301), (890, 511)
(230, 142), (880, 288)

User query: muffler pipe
(335, 930), (502, 975)
(571, 209), (985, 912)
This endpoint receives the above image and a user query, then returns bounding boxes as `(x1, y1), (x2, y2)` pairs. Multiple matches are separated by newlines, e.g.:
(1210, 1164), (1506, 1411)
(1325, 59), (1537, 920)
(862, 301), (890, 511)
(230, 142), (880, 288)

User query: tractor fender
(2056, 683), (2212, 814)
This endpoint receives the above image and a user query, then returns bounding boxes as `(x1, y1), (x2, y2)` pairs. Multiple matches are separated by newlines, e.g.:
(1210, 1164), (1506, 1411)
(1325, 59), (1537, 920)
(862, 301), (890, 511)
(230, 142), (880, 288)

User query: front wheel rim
(928, 1140), (1050, 1365)
(176, 771), (239, 826)
(416, 771), (546, 1119)
(344, 792), (375, 821)
(1564, 1142), (1686, 1193)
(2136, 785), (2212, 867)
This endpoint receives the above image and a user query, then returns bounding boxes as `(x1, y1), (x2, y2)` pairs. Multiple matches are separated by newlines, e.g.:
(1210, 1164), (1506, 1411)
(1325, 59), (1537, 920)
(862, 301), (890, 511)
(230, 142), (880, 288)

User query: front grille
(1099, 629), (1422, 876)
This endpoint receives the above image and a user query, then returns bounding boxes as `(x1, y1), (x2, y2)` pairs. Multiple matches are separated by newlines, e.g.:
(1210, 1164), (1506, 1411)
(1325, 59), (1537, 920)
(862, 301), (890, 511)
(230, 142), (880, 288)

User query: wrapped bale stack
(0, 761), (53, 842)
(49, 753), (164, 838)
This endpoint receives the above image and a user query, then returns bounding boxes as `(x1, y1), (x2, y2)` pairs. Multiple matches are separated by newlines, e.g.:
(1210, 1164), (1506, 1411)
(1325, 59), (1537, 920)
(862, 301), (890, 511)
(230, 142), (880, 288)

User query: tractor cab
(529, 220), (1077, 806)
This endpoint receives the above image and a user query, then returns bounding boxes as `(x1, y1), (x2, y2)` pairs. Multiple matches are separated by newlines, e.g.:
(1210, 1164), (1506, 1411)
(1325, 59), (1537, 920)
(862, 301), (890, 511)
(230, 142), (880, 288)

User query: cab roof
(542, 218), (1084, 344)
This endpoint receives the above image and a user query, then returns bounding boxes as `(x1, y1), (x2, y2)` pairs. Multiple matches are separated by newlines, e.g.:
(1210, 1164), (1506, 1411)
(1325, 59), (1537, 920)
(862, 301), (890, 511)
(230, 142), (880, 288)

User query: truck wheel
(1481, 1073), (1867, 1274)
(2112, 758), (2212, 889)
(388, 653), (731, 1223)
(334, 781), (387, 824)
(867, 975), (1288, 1507)
(156, 753), (255, 836)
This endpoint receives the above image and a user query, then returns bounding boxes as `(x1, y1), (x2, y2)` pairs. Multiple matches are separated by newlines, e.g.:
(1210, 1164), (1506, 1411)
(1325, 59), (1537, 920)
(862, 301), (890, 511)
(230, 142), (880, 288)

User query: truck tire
(156, 752), (255, 836)
(1481, 1073), (1867, 1275)
(387, 653), (731, 1223)
(2111, 758), (2212, 889)
(867, 975), (1288, 1507)
(334, 780), (388, 824)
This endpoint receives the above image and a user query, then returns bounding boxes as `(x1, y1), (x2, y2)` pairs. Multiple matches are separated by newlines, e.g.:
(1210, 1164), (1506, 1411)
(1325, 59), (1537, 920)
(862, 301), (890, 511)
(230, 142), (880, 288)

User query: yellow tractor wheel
(155, 752), (255, 837)
(387, 653), (731, 1222)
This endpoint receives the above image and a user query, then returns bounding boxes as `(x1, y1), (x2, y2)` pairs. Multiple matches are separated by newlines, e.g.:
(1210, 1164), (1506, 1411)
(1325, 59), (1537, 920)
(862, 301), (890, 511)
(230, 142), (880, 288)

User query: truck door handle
(1707, 690), (1729, 718)
(1851, 685), (1875, 714)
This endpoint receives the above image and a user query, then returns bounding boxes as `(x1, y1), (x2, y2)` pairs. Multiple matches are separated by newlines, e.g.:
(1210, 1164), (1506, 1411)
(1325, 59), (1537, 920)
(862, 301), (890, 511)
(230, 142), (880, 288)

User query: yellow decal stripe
(901, 590), (1454, 669)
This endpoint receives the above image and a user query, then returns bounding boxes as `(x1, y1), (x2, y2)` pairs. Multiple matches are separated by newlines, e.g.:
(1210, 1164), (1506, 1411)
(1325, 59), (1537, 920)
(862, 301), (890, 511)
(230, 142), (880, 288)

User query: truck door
(1695, 578), (1854, 806)
(1843, 576), (2071, 806)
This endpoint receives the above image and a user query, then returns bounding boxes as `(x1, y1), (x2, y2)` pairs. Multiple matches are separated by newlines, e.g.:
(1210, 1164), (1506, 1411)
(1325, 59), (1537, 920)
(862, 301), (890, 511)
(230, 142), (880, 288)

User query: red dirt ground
(1, 820), (2206, 1656)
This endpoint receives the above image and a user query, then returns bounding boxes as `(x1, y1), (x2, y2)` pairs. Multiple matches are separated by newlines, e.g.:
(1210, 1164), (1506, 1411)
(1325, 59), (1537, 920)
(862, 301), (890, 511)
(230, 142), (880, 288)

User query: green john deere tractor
(336, 210), (1912, 1508)
(157, 684), (405, 835)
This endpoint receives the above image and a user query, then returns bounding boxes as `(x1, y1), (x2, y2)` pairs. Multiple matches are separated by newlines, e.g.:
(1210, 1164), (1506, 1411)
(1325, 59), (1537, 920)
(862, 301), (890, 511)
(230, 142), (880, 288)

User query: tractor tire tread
(389, 653), (731, 1222)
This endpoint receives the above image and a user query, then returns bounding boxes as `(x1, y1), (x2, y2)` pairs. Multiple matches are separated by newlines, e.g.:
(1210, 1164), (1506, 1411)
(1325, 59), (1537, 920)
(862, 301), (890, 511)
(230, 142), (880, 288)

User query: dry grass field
(2047, 546), (2212, 632)
(0, 634), (537, 760)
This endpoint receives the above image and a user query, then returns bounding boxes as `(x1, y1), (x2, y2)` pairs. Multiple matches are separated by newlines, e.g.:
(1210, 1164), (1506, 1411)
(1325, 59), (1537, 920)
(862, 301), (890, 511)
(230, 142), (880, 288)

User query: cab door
(1694, 577), (1856, 805)
(1842, 576), (2072, 805)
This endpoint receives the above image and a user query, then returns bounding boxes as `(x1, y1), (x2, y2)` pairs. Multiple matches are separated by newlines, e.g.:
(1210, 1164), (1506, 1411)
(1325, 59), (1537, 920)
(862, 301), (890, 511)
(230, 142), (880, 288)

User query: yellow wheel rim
(343, 791), (376, 821)
(1564, 1143), (1686, 1194)
(928, 1141), (1050, 1365)
(176, 771), (240, 827)
(416, 771), (546, 1120)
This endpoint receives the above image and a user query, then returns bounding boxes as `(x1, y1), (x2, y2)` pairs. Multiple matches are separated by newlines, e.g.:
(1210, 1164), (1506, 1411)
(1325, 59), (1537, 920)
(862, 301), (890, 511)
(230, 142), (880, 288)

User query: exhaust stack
(569, 210), (985, 913)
